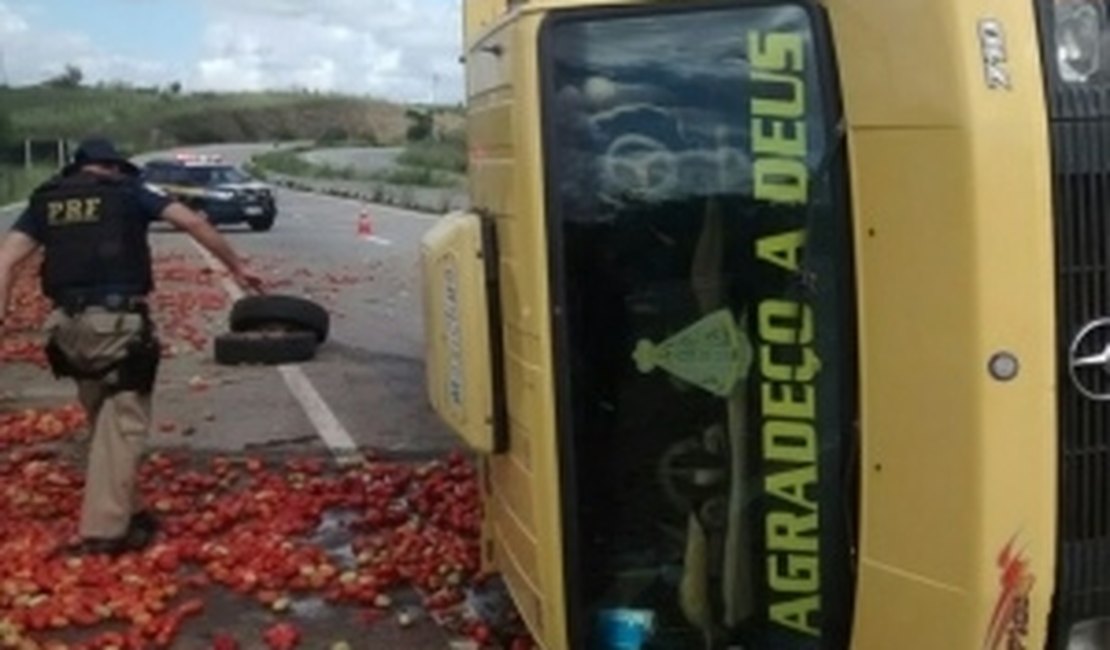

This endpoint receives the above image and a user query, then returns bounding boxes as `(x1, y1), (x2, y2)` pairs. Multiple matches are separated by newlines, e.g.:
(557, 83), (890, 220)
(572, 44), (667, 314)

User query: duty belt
(55, 292), (148, 315)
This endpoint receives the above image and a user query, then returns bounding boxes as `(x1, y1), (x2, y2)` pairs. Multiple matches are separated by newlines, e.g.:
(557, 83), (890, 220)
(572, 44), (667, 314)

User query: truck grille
(1036, 1), (1110, 641)
(1049, 118), (1110, 642)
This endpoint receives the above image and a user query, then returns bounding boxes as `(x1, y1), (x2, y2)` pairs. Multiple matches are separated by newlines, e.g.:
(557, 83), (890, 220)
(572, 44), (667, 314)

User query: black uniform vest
(28, 173), (153, 301)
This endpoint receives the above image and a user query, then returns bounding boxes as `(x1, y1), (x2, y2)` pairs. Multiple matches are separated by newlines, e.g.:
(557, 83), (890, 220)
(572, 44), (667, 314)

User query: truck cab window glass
(542, 4), (857, 649)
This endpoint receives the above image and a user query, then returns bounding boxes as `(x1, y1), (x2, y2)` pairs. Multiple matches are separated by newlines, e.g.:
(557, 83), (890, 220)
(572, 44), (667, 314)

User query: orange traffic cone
(357, 208), (373, 238)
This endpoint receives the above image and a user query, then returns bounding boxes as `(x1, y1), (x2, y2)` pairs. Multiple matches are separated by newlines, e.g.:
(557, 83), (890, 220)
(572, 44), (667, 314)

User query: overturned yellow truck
(422, 0), (1110, 648)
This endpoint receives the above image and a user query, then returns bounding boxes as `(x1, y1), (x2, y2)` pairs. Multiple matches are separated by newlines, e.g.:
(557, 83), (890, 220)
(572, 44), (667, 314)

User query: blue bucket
(596, 609), (656, 650)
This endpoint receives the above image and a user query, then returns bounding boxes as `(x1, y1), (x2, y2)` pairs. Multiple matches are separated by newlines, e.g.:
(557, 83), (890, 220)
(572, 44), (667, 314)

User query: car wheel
(230, 294), (330, 343)
(247, 209), (275, 230)
(214, 330), (317, 366)
(248, 216), (275, 232)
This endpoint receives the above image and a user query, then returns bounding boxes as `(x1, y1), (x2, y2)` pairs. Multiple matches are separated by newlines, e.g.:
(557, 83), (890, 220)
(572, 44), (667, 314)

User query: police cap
(64, 137), (140, 177)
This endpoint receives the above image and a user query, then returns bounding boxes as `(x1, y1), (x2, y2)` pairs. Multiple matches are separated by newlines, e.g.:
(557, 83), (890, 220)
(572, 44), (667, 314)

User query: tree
(45, 64), (83, 89)
(0, 109), (12, 147)
(0, 110), (15, 165)
(168, 81), (182, 95)
(405, 109), (433, 142)
(318, 126), (349, 144)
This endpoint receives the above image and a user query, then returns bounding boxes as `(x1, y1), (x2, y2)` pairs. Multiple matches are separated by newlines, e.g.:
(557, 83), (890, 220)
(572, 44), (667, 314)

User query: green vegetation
(0, 69), (468, 199)
(371, 165), (459, 189)
(405, 109), (435, 142)
(43, 65), (84, 89)
(249, 148), (319, 178)
(396, 136), (467, 175)
(0, 83), (428, 154)
(317, 126), (379, 147)
(378, 134), (467, 187)
(251, 135), (466, 189)
(0, 165), (54, 206)
(0, 110), (14, 150)
(0, 103), (53, 204)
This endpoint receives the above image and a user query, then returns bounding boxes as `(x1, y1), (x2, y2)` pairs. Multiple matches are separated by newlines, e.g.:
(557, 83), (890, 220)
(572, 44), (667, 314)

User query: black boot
(126, 510), (159, 548)
(66, 537), (131, 557)
(63, 512), (160, 558)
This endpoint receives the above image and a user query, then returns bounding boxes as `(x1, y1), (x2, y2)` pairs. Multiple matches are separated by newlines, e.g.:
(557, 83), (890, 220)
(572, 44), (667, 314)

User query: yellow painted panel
(490, 487), (541, 581)
(465, 11), (570, 650)
(851, 128), (980, 590)
(502, 14), (571, 650)
(853, 560), (974, 649)
(505, 366), (537, 473)
(465, 0), (507, 46)
(827, 0), (968, 127)
(420, 213), (497, 453)
(491, 441), (536, 527)
(471, 160), (516, 218)
(833, 0), (1057, 647)
(496, 527), (549, 641)
(469, 104), (514, 152)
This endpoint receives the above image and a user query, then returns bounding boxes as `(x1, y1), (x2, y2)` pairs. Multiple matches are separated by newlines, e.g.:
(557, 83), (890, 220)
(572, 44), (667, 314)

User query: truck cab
(423, 1), (1109, 648)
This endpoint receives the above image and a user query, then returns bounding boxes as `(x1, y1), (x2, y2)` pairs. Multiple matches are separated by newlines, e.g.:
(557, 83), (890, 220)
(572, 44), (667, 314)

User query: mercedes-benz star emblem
(1069, 318), (1110, 401)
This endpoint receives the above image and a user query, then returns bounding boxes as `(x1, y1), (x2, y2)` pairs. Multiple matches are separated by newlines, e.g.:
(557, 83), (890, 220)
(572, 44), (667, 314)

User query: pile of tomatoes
(0, 409), (529, 649)
(0, 250), (534, 648)
(149, 254), (229, 356)
(0, 254), (230, 364)
(0, 257), (51, 367)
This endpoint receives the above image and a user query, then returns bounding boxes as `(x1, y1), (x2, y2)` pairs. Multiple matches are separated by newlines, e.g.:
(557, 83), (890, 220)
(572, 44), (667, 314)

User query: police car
(142, 154), (278, 231)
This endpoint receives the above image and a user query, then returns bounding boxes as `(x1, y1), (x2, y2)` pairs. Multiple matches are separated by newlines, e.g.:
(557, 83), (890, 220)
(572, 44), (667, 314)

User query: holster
(115, 330), (160, 394)
(45, 338), (85, 380)
(45, 310), (160, 395)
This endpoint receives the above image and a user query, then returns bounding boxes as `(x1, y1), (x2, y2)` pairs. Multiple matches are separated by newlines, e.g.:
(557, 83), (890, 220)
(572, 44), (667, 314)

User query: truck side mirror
(421, 212), (508, 454)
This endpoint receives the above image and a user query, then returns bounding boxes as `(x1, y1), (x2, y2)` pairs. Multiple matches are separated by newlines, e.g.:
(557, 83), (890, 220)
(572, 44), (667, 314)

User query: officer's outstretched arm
(160, 203), (263, 292)
(0, 231), (41, 325)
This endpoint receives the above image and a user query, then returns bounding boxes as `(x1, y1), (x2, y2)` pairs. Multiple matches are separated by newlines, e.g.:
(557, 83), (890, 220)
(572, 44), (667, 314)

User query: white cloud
(0, 2), (177, 88)
(0, 1), (28, 35)
(191, 0), (464, 101)
(0, 0), (464, 102)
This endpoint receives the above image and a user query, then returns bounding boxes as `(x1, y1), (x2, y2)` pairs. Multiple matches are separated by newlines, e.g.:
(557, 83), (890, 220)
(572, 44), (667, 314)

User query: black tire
(214, 331), (317, 366)
(230, 295), (330, 343)
(248, 215), (275, 232)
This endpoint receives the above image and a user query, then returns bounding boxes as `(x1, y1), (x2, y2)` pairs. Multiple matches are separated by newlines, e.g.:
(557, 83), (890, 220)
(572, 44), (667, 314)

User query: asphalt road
(0, 145), (495, 649)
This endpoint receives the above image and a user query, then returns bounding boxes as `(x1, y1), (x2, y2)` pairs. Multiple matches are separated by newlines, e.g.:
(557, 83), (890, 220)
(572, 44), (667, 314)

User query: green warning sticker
(633, 309), (754, 398)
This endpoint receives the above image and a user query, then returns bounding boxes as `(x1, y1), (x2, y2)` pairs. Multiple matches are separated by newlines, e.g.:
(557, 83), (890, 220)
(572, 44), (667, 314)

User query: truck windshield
(542, 3), (857, 649)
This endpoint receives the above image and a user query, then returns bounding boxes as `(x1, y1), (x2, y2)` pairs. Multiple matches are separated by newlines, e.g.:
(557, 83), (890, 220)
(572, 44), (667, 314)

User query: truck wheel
(214, 331), (317, 366)
(230, 295), (330, 343)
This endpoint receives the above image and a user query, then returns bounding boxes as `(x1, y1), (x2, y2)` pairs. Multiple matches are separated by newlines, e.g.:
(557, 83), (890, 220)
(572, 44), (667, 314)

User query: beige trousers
(45, 308), (154, 540)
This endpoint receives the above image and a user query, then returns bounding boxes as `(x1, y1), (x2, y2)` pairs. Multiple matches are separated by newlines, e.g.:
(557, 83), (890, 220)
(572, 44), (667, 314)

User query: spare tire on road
(214, 331), (318, 366)
(230, 295), (330, 343)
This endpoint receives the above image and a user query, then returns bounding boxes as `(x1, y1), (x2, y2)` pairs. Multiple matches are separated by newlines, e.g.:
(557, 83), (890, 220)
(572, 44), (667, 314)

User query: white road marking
(388, 211), (439, 222)
(361, 235), (393, 247)
(0, 201), (27, 213)
(276, 366), (359, 458)
(187, 238), (362, 461)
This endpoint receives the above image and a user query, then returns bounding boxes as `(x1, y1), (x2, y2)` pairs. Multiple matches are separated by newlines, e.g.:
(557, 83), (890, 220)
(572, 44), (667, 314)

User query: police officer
(0, 137), (263, 555)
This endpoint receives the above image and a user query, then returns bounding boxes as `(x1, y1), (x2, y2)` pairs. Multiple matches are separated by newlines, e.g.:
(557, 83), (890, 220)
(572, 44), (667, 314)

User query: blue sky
(0, 0), (463, 101)
(33, 0), (204, 62)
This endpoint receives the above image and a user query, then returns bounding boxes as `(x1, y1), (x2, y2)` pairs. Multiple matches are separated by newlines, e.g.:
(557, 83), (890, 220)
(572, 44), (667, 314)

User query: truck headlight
(209, 190), (236, 201)
(1055, 0), (1105, 83)
(1068, 617), (1110, 650)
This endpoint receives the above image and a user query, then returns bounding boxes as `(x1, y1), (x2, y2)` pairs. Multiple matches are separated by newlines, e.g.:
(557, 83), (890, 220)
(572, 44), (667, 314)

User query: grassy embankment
(0, 166), (53, 208)
(0, 85), (438, 203)
(249, 136), (466, 190)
